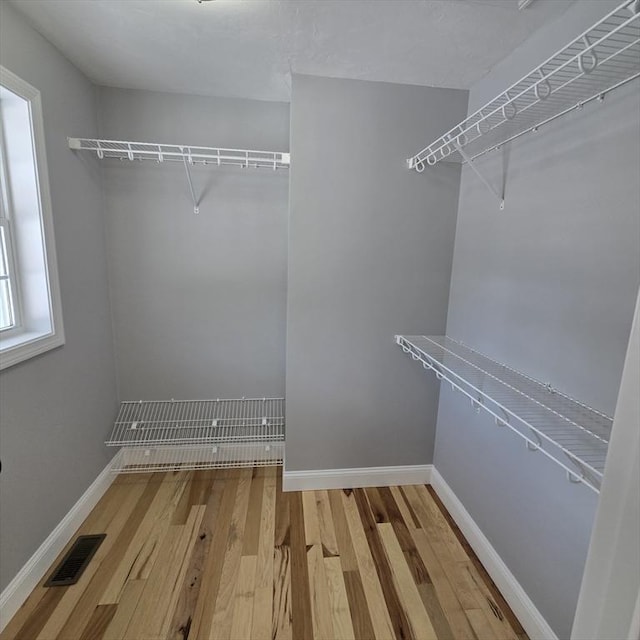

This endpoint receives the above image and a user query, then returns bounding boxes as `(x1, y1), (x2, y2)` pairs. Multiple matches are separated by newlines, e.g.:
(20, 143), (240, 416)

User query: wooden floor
(1, 468), (527, 640)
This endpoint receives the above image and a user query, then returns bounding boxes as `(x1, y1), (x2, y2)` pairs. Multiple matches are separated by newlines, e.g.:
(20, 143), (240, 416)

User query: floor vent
(44, 534), (106, 587)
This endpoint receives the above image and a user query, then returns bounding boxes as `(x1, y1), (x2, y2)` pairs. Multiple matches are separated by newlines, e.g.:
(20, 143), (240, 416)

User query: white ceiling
(10, 0), (574, 102)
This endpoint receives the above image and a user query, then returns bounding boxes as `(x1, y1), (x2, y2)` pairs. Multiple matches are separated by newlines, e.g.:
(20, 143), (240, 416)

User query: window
(0, 67), (64, 369)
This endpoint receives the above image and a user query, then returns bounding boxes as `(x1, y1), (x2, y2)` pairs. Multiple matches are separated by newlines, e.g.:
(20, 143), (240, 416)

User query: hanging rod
(396, 335), (612, 493)
(407, 0), (640, 173)
(68, 137), (290, 214)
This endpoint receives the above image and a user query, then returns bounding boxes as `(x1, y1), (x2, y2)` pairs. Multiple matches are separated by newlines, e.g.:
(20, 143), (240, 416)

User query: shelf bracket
(450, 136), (505, 210)
(181, 149), (200, 214)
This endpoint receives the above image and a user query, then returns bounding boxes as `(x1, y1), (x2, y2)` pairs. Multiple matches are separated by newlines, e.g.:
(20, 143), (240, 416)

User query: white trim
(283, 464), (432, 492)
(0, 66), (65, 371)
(0, 457), (117, 632)
(430, 468), (558, 640)
(572, 288), (640, 640)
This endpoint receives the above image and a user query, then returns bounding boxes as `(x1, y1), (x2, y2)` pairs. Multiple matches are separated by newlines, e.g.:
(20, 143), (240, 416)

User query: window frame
(0, 66), (65, 370)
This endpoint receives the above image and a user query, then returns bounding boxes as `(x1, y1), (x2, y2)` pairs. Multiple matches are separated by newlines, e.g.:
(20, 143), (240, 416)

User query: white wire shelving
(396, 335), (612, 493)
(407, 0), (640, 206)
(68, 137), (290, 214)
(106, 397), (285, 473)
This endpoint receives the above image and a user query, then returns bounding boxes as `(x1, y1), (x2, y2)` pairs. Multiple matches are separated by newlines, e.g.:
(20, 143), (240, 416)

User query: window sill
(0, 329), (65, 370)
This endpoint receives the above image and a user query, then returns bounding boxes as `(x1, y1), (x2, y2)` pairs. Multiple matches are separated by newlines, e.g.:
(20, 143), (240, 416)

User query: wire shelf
(107, 397), (284, 447)
(407, 0), (640, 169)
(107, 398), (284, 472)
(111, 442), (284, 474)
(68, 138), (290, 170)
(396, 335), (612, 492)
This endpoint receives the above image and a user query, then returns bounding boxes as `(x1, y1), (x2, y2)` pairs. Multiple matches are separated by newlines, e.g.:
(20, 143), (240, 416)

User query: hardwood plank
(123, 526), (181, 640)
(328, 489), (358, 572)
(402, 486), (479, 611)
(255, 466), (277, 589)
(124, 471), (191, 582)
(272, 545), (293, 640)
(171, 471), (196, 525)
(340, 489), (395, 640)
(324, 556), (356, 640)
(185, 473), (239, 640)
(166, 473), (225, 640)
(417, 583), (455, 640)
(289, 492), (314, 640)
(342, 571), (376, 640)
(413, 485), (468, 562)
(208, 467), (253, 640)
(78, 605), (116, 640)
(410, 527), (477, 640)
(229, 555), (257, 640)
(251, 467), (277, 640)
(353, 488), (414, 640)
(307, 544), (335, 640)
(456, 560), (518, 640)
(4, 589), (64, 640)
(466, 608), (497, 640)
(397, 527), (454, 640)
(99, 472), (187, 604)
(378, 522), (438, 640)
(302, 490), (322, 546)
(101, 580), (145, 640)
(274, 470), (290, 547)
(124, 505), (205, 640)
(405, 486), (514, 639)
(157, 505), (208, 638)
(378, 486), (417, 552)
(364, 487), (390, 523)
(242, 469), (265, 556)
(316, 490), (340, 557)
(391, 485), (421, 529)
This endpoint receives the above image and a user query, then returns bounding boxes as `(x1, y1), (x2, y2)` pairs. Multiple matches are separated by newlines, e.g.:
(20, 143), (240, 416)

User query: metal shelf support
(181, 151), (200, 214)
(451, 136), (505, 210)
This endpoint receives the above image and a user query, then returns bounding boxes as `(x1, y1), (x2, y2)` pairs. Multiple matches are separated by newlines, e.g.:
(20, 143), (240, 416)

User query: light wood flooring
(1, 468), (528, 640)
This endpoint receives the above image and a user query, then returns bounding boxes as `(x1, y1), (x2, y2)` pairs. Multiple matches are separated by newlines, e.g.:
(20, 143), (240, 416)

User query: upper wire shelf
(407, 0), (640, 170)
(396, 335), (612, 492)
(107, 397), (285, 447)
(68, 137), (290, 214)
(68, 138), (291, 170)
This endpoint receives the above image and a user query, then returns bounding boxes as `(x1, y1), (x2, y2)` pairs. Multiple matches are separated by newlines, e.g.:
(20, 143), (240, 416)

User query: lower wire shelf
(107, 397), (285, 473)
(396, 335), (612, 492)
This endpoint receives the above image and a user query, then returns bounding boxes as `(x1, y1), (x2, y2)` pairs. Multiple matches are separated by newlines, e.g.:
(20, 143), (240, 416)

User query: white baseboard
(0, 457), (118, 632)
(430, 468), (557, 640)
(283, 464), (432, 492)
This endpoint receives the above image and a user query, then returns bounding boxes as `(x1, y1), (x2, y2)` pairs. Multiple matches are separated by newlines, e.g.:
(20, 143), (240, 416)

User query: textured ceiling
(10, 0), (574, 102)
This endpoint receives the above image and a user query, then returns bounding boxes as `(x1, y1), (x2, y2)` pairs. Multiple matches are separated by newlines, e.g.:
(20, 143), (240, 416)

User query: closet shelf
(68, 137), (289, 214)
(107, 398), (284, 473)
(396, 335), (612, 493)
(407, 0), (640, 171)
(68, 138), (290, 170)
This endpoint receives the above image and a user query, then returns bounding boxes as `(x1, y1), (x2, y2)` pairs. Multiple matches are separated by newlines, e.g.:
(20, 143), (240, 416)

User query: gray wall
(97, 88), (290, 399)
(433, 1), (640, 637)
(0, 3), (118, 591)
(286, 74), (467, 471)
